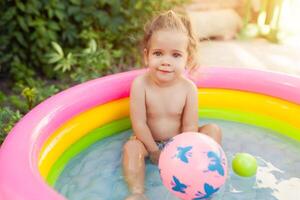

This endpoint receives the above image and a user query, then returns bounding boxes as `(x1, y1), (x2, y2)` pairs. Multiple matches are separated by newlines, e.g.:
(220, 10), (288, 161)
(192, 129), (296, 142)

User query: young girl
(122, 10), (222, 200)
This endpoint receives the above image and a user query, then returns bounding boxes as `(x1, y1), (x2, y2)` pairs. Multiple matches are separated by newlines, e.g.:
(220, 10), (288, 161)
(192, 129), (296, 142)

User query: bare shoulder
(131, 74), (147, 91)
(181, 77), (198, 94)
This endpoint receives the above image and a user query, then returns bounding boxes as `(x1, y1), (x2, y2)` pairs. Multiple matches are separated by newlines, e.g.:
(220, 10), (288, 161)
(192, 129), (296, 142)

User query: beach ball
(158, 132), (227, 200)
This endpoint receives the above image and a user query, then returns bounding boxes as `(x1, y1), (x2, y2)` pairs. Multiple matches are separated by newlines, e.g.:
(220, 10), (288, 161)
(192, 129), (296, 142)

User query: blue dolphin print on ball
(193, 183), (219, 200)
(175, 146), (193, 163)
(207, 150), (225, 176)
(171, 176), (188, 193)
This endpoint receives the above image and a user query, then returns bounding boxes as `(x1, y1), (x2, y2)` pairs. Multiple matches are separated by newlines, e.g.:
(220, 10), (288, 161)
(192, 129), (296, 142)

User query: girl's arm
(130, 77), (159, 153)
(181, 82), (199, 132)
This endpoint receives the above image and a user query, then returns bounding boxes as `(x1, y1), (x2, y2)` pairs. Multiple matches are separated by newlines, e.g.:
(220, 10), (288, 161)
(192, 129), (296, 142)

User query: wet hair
(143, 10), (199, 69)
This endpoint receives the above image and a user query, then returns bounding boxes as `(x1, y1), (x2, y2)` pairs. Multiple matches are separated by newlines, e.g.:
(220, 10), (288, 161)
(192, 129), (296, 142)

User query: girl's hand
(149, 150), (161, 165)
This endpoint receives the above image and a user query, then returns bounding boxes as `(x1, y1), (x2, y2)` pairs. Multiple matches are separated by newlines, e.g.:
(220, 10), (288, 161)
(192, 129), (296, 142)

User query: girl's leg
(123, 138), (149, 199)
(198, 123), (222, 145)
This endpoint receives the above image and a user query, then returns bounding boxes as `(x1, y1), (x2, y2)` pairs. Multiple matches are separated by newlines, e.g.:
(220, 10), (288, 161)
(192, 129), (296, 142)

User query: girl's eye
(153, 51), (162, 56)
(173, 53), (182, 58)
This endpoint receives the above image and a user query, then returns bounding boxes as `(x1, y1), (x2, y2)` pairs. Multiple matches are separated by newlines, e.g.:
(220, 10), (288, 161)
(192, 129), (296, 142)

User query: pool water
(55, 119), (300, 200)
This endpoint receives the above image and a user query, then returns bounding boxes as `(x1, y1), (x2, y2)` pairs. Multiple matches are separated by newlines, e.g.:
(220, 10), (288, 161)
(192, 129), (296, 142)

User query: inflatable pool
(0, 67), (300, 200)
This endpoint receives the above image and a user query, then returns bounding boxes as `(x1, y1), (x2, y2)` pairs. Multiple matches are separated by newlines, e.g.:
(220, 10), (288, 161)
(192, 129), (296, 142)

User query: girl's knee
(209, 123), (221, 134)
(199, 123), (222, 144)
(123, 139), (148, 158)
(208, 123), (222, 138)
(123, 139), (147, 173)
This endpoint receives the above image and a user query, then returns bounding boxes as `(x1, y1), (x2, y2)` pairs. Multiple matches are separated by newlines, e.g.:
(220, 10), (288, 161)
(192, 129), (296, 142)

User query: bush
(0, 107), (22, 145)
(1, 79), (62, 113)
(1, 0), (185, 81)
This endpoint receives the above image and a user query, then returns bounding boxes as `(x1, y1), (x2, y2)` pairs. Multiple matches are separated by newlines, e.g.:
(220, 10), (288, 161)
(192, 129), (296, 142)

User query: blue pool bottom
(55, 119), (300, 200)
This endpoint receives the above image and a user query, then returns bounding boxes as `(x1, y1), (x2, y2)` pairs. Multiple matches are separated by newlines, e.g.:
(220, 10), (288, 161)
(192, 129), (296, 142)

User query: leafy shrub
(46, 40), (120, 82)
(1, 0), (184, 81)
(0, 107), (22, 144)
(1, 80), (61, 113)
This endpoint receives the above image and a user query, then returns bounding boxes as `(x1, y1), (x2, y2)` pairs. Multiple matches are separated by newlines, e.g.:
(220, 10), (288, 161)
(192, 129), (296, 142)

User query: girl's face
(144, 29), (189, 85)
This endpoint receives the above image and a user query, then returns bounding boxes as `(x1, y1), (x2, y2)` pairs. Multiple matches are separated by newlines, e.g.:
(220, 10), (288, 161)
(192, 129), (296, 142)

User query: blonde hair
(143, 10), (199, 69)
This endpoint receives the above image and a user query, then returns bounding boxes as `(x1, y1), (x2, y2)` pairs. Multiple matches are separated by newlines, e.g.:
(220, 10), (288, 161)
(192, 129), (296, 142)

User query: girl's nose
(161, 62), (170, 66)
(161, 57), (171, 66)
